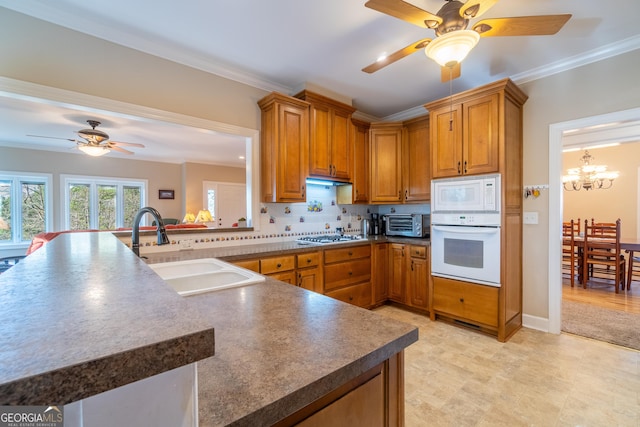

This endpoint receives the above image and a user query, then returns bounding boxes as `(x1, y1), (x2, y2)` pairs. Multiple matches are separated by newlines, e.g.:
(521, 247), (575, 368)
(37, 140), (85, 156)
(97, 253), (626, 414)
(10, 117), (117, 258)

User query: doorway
(548, 106), (640, 337)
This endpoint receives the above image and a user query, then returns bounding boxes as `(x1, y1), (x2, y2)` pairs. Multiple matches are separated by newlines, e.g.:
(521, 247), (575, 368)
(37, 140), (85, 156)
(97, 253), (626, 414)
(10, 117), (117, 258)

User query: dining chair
(562, 219), (580, 286)
(583, 218), (625, 293)
(625, 250), (640, 291)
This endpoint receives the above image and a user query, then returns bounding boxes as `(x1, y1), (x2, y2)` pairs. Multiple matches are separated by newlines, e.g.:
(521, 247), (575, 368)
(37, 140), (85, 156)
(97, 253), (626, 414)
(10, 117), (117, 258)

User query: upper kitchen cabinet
(258, 93), (310, 203)
(337, 119), (370, 204)
(294, 90), (356, 182)
(370, 122), (403, 203)
(402, 115), (430, 202)
(425, 78), (528, 179)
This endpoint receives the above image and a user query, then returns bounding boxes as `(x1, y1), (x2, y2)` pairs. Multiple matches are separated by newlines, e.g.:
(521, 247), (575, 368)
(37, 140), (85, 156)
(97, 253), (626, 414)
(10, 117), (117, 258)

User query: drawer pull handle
(459, 298), (464, 303)
(348, 251), (353, 256)
(348, 271), (353, 275)
(277, 263), (282, 268)
(306, 258), (312, 263)
(349, 295), (354, 301)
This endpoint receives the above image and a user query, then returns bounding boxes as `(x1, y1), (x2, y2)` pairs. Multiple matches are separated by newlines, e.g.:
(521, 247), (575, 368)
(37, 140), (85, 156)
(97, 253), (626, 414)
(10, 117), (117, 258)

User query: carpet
(562, 300), (640, 351)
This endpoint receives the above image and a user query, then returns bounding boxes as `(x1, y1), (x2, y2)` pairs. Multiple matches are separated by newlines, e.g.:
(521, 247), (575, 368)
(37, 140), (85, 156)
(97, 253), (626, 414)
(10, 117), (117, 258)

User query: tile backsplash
(121, 183), (429, 254)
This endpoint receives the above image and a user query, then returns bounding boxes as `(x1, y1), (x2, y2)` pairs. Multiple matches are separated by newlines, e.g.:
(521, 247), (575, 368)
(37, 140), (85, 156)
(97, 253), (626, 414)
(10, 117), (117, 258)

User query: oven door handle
(432, 225), (500, 234)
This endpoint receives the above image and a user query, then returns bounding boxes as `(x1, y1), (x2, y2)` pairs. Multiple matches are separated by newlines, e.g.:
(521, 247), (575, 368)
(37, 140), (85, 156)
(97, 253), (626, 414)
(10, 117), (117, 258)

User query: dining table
(568, 235), (640, 289)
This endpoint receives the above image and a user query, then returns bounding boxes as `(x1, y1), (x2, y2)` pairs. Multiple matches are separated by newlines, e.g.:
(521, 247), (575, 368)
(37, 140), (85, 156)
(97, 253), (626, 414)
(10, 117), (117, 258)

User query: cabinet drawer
(409, 245), (426, 259)
(268, 270), (296, 285)
(232, 259), (260, 273)
(324, 245), (371, 264)
(296, 251), (321, 268)
(324, 258), (371, 291)
(260, 256), (295, 274)
(325, 281), (372, 308)
(433, 277), (498, 327)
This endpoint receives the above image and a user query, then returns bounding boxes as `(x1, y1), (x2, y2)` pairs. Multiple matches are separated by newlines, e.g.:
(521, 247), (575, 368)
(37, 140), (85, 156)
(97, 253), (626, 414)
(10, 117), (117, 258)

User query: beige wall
(183, 162), (246, 215)
(2, 7), (640, 323)
(0, 147), (183, 226)
(520, 50), (640, 320)
(563, 143), (640, 239)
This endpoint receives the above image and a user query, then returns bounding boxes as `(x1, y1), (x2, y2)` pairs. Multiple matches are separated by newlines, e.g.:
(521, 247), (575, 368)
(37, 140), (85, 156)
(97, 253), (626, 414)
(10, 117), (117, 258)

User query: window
(0, 172), (52, 246)
(62, 175), (147, 230)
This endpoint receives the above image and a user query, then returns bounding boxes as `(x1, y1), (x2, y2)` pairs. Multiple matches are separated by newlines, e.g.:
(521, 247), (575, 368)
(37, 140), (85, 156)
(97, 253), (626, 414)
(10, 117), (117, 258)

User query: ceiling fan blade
(109, 146), (134, 155)
(473, 14), (572, 37)
(108, 141), (145, 148)
(459, 0), (498, 19)
(27, 134), (77, 142)
(363, 38), (431, 73)
(365, 0), (442, 29)
(441, 63), (461, 83)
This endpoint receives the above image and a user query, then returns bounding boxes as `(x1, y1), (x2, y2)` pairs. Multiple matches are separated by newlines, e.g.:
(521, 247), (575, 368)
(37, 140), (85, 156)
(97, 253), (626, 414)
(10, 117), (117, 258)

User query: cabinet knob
(411, 260), (414, 271)
(277, 263), (282, 268)
(348, 251), (353, 256)
(463, 160), (467, 174)
(459, 298), (464, 303)
(405, 189), (408, 200)
(398, 190), (401, 200)
(306, 258), (312, 263)
(348, 271), (353, 276)
(457, 161), (461, 175)
(349, 295), (354, 301)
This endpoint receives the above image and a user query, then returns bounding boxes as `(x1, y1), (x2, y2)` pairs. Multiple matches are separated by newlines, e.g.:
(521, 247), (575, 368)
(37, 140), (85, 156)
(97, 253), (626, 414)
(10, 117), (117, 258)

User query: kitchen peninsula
(0, 231), (418, 426)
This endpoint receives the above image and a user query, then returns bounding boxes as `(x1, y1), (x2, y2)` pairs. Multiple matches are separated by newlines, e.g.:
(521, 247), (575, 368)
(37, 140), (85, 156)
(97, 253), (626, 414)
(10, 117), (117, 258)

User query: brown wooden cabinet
(372, 242), (389, 306)
(296, 252), (323, 292)
(407, 245), (429, 311)
(427, 91), (499, 178)
(258, 92), (309, 202)
(369, 123), (403, 203)
(388, 243), (406, 303)
(324, 245), (372, 308)
(336, 119), (370, 205)
(402, 115), (431, 202)
(426, 78), (527, 341)
(294, 90), (356, 182)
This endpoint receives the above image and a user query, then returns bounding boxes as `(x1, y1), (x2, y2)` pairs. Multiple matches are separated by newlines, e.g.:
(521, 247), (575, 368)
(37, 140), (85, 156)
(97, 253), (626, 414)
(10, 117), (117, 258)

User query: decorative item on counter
(260, 206), (268, 214)
(182, 212), (195, 224)
(284, 206), (291, 214)
(285, 225), (291, 231)
(269, 216), (275, 224)
(237, 217), (247, 227)
(307, 200), (323, 212)
(299, 216), (305, 222)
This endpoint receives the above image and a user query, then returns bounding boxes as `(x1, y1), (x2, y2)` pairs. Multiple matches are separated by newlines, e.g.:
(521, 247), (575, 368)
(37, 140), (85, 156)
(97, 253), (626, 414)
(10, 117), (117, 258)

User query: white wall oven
(431, 174), (501, 287)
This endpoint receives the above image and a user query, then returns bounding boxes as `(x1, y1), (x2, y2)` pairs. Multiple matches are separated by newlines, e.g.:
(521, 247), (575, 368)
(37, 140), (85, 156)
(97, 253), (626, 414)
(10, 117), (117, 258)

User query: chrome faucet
(131, 207), (170, 257)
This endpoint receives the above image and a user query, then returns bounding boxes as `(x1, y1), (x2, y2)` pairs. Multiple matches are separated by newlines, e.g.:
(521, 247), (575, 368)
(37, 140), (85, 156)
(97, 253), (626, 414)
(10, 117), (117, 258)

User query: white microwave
(431, 173), (500, 214)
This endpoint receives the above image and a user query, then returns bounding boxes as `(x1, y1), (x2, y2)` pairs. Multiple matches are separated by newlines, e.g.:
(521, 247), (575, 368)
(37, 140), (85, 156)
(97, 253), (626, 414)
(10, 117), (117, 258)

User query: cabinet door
(351, 119), (370, 203)
(231, 259), (260, 273)
(388, 244), (406, 303)
(277, 102), (309, 200)
(268, 270), (297, 285)
(463, 94), (499, 175)
(309, 102), (332, 178)
(430, 105), (463, 178)
(372, 243), (388, 305)
(402, 116), (430, 202)
(330, 108), (352, 180)
(370, 124), (403, 203)
(408, 256), (429, 310)
(298, 266), (322, 293)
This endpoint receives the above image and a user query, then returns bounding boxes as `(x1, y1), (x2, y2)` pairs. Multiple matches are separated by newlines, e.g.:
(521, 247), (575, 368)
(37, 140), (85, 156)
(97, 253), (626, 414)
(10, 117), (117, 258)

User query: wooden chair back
(583, 218), (625, 293)
(562, 219), (580, 286)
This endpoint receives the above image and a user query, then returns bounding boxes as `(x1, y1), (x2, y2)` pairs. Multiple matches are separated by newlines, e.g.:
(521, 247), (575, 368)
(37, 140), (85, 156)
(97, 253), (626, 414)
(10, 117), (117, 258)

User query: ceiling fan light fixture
(424, 30), (480, 67)
(78, 145), (110, 157)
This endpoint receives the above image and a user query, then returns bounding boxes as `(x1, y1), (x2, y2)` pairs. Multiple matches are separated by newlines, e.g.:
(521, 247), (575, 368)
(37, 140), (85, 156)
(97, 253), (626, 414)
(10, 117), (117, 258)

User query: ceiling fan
(27, 120), (145, 157)
(363, 0), (571, 81)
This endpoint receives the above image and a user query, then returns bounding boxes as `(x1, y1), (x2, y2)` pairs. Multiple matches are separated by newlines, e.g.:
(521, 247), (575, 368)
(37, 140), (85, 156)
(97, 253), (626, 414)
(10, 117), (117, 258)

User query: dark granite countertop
(0, 232), (215, 405)
(1, 232), (418, 426)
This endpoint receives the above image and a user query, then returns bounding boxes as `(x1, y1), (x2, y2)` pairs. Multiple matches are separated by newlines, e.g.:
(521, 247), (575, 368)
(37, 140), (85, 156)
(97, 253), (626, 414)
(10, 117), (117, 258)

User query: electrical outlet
(180, 239), (193, 250)
(523, 212), (539, 225)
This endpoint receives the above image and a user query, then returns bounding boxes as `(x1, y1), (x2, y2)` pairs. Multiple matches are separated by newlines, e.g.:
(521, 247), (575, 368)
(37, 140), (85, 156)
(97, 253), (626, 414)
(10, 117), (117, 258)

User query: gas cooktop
(296, 234), (363, 245)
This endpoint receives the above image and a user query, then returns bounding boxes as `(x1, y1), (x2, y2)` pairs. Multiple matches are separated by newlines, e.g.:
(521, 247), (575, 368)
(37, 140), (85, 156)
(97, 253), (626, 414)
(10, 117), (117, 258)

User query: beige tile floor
(373, 305), (640, 427)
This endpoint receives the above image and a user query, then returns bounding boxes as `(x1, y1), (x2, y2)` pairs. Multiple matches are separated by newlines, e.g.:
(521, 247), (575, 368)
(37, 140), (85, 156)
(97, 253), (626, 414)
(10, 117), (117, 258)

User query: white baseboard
(522, 313), (552, 334)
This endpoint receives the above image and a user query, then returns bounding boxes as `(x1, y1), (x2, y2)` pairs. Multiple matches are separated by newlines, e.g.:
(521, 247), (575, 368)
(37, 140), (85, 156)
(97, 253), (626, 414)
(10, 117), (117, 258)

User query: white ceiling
(1, 0), (639, 165)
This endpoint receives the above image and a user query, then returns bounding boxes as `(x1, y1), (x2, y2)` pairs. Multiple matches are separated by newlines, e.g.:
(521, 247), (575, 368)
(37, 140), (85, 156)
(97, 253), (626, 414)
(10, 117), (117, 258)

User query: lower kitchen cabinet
(296, 252), (323, 292)
(372, 243), (389, 306)
(388, 243), (430, 312)
(431, 276), (498, 329)
(324, 245), (372, 308)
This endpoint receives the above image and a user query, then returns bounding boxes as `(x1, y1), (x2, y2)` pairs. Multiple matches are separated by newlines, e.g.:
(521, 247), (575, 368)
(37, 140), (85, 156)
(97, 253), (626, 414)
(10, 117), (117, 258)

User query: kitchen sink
(149, 258), (265, 296)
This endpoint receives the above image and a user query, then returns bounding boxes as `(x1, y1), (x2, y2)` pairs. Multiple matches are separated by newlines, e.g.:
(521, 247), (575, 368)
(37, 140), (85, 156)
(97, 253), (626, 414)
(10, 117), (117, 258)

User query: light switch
(523, 212), (538, 225)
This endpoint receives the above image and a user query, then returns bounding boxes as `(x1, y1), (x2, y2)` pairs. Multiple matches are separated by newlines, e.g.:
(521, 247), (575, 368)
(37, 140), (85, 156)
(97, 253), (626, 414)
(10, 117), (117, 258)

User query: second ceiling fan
(363, 0), (571, 81)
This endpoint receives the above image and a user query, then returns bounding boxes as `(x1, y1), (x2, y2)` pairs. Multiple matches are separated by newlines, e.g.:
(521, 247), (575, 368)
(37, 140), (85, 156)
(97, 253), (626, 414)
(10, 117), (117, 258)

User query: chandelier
(563, 150), (619, 191)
